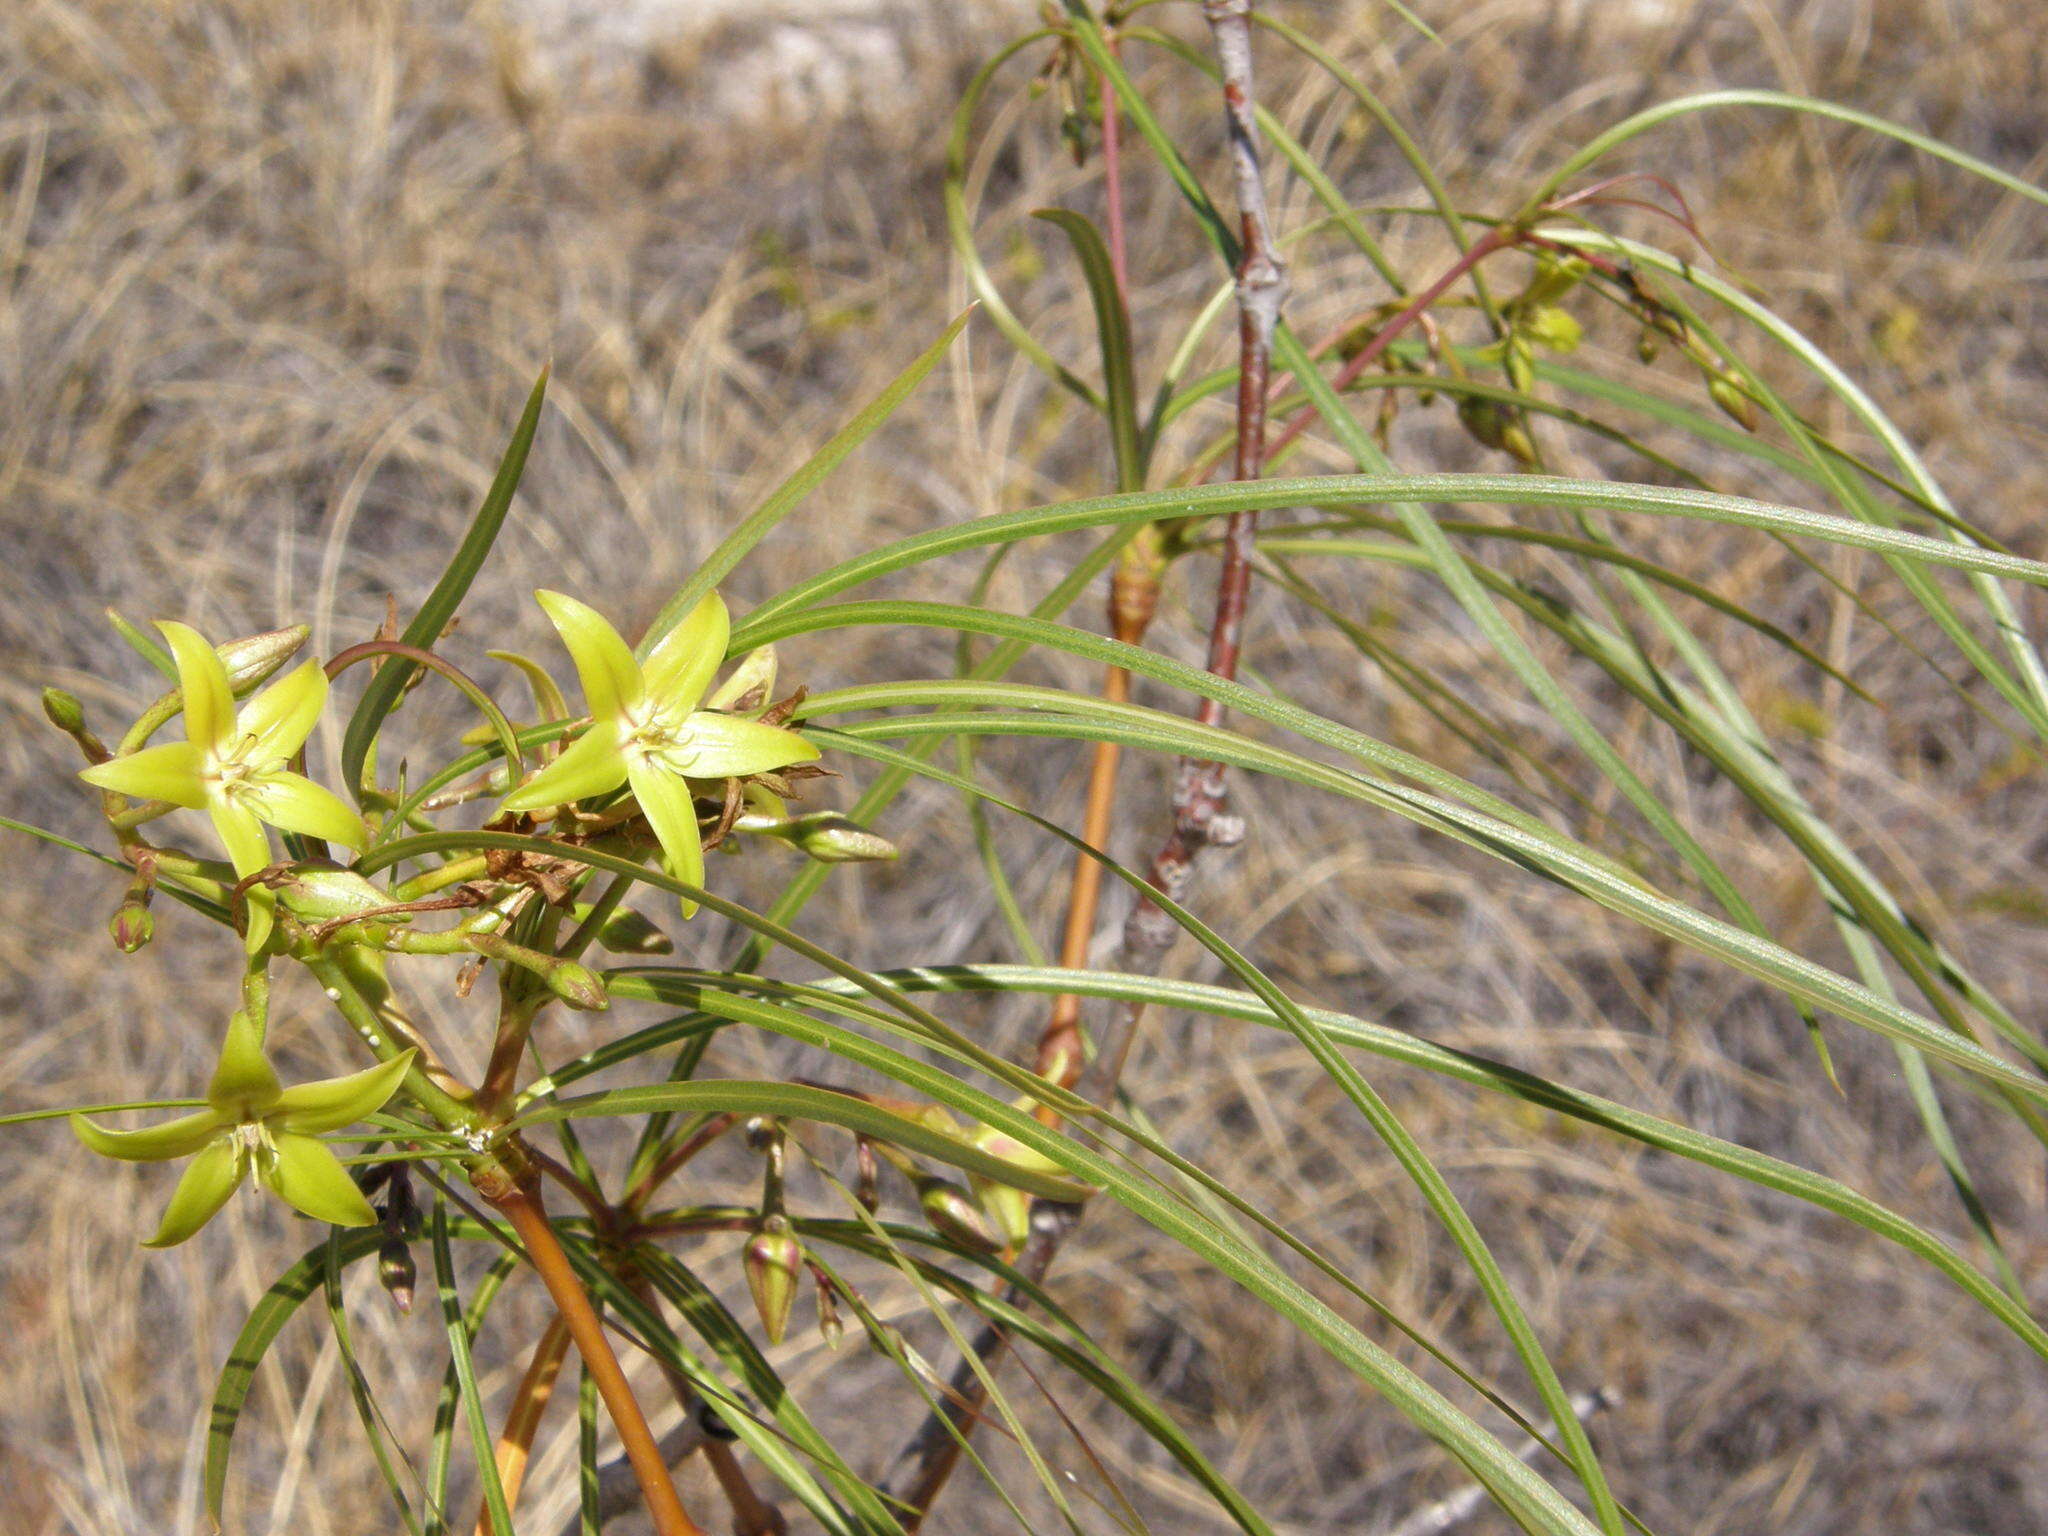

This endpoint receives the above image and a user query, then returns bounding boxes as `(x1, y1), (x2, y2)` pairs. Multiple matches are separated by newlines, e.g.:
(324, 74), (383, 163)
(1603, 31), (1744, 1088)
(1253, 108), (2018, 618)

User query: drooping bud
(1636, 328), (1660, 365)
(1707, 372), (1759, 431)
(109, 884), (155, 953)
(854, 1135), (880, 1213)
(379, 1234), (417, 1314)
(917, 1176), (1003, 1254)
(744, 1215), (803, 1345)
(810, 1262), (844, 1349)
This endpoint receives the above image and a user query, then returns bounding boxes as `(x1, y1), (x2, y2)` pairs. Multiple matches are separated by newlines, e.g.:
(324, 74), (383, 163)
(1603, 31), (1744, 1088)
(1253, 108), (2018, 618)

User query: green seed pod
(1637, 329), (1660, 364)
(1457, 395), (1508, 451)
(744, 1215), (803, 1345)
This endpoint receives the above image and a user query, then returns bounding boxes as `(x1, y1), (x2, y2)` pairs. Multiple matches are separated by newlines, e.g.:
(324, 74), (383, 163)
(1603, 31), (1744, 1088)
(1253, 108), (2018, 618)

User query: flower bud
(1708, 373), (1759, 431)
(592, 906), (673, 955)
(744, 1215), (803, 1345)
(788, 814), (898, 865)
(273, 865), (394, 925)
(704, 646), (779, 715)
(917, 1176), (1002, 1254)
(109, 894), (154, 954)
(1636, 329), (1660, 364)
(218, 625), (312, 694)
(379, 1234), (417, 1314)
(41, 687), (85, 735)
(542, 958), (609, 1012)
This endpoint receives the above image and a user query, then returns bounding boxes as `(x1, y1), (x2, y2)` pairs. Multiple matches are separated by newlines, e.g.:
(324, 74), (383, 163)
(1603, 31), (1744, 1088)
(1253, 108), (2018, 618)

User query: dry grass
(3, 0), (2048, 1531)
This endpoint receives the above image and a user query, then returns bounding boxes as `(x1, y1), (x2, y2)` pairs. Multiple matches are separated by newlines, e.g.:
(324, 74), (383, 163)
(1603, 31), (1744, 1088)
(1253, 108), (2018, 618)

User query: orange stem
(487, 1176), (707, 1536)
(474, 1315), (572, 1536)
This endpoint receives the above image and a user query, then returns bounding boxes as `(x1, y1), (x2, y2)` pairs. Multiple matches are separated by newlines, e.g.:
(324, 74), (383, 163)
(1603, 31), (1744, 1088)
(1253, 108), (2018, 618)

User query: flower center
(229, 1118), (277, 1179)
(622, 707), (701, 776)
(205, 737), (279, 801)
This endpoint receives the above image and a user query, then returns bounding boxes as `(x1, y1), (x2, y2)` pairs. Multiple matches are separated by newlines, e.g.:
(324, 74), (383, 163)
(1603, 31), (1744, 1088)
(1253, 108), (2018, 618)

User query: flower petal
(500, 720), (627, 812)
(209, 800), (273, 879)
(158, 620), (236, 752)
(642, 591), (729, 715)
(536, 590), (643, 721)
(682, 712), (821, 778)
(243, 771), (367, 851)
(77, 740), (208, 806)
(262, 1133), (377, 1227)
(142, 1139), (243, 1247)
(207, 1008), (283, 1117)
(627, 759), (705, 919)
(72, 1109), (225, 1162)
(234, 659), (329, 765)
(273, 1049), (415, 1135)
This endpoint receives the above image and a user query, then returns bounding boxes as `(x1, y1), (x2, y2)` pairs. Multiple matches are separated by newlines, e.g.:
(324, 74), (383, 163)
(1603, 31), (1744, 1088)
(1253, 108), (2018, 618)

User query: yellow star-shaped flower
(72, 1010), (413, 1248)
(80, 622), (366, 949)
(500, 590), (819, 915)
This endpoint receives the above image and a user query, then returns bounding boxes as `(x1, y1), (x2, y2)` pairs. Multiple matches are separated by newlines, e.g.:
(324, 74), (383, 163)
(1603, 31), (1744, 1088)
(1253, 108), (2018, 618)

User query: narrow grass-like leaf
(636, 309), (972, 655)
(341, 368), (547, 801)
(1033, 209), (1143, 491)
(430, 1201), (515, 1536)
(205, 1228), (386, 1524)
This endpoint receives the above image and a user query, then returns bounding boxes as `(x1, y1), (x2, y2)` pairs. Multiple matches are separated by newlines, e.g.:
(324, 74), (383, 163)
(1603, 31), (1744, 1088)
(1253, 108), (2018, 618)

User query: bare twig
(884, 5), (1286, 1522)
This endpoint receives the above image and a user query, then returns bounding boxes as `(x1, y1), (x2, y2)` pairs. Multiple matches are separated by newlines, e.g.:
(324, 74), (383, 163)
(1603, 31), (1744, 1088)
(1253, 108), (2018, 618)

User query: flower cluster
(67, 585), (823, 1244)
